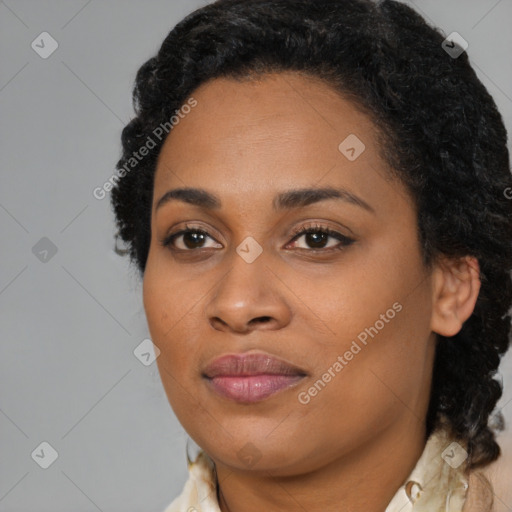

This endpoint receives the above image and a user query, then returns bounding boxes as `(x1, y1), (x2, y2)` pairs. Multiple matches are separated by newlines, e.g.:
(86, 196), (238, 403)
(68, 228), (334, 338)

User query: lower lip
(205, 374), (305, 403)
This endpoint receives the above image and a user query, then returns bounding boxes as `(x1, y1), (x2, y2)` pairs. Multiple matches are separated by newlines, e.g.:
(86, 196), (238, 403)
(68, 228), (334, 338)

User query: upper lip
(202, 351), (308, 378)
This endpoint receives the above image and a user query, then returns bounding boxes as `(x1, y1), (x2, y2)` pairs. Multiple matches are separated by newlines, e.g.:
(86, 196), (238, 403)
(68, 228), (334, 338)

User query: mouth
(202, 352), (308, 403)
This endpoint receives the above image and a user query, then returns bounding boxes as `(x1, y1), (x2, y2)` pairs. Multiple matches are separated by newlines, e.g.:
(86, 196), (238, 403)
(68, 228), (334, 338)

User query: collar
(163, 425), (470, 512)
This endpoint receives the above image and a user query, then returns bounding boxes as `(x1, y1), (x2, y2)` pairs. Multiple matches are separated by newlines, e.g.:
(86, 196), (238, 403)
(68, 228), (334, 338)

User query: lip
(202, 352), (307, 403)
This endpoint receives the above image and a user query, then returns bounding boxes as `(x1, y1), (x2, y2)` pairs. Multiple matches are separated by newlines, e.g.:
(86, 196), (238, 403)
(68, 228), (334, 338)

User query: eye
(159, 223), (355, 253)
(160, 225), (222, 251)
(287, 223), (355, 251)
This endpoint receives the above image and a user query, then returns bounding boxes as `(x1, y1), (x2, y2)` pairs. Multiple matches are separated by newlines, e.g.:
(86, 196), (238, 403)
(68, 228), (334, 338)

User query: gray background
(1, 1), (511, 511)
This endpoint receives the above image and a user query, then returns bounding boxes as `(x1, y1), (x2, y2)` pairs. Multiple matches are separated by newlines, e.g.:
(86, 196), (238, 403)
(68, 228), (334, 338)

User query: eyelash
(160, 222), (355, 253)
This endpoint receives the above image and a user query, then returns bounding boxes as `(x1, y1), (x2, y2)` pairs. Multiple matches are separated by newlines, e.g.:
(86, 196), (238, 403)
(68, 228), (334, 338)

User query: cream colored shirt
(163, 426), (491, 512)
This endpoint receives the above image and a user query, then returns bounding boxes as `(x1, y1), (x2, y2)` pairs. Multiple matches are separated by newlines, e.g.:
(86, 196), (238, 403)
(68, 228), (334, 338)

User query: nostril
(210, 317), (228, 329)
(251, 316), (272, 325)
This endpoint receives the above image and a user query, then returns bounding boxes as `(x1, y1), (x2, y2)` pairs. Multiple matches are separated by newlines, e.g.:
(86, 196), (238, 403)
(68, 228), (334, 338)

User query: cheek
(316, 290), (433, 431)
(299, 248), (423, 352)
(143, 259), (207, 385)
(143, 271), (170, 341)
(301, 237), (434, 409)
(143, 261), (184, 361)
(143, 247), (188, 331)
(143, 269), (201, 419)
(292, 297), (434, 468)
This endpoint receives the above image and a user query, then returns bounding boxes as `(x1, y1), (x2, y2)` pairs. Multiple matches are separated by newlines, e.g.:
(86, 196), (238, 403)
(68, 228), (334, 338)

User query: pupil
(307, 232), (327, 248)
(184, 232), (205, 249)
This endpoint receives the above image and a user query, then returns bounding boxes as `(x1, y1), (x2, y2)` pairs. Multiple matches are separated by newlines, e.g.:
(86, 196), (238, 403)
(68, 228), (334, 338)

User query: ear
(430, 255), (481, 337)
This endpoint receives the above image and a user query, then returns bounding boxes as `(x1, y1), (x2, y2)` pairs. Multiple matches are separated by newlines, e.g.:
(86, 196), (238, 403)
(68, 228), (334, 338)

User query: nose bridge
(205, 242), (290, 332)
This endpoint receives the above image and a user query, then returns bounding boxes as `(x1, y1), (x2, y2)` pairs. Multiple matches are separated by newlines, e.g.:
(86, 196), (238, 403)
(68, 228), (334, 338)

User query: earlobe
(430, 255), (481, 337)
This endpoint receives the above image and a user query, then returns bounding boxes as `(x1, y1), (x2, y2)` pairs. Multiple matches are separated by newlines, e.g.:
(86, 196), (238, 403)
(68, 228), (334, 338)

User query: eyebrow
(155, 186), (375, 214)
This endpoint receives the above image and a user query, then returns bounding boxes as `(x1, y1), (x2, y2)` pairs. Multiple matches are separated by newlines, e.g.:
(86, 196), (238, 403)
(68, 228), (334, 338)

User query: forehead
(152, 72), (394, 213)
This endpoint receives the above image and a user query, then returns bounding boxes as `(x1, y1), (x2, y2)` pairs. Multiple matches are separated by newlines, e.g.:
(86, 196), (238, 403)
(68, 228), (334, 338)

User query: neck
(215, 417), (427, 512)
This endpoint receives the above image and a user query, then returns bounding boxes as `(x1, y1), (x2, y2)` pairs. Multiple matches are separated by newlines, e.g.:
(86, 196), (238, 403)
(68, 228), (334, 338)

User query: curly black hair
(110, 0), (512, 470)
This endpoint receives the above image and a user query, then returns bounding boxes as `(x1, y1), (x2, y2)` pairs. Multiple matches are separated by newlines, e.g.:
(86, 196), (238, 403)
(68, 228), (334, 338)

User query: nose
(204, 249), (292, 334)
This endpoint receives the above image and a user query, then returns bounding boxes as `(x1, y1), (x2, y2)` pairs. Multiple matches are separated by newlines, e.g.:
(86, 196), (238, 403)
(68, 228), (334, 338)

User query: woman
(111, 0), (512, 510)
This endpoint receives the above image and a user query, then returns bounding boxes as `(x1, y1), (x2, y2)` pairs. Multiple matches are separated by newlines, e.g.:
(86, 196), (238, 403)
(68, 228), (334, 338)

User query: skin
(143, 71), (481, 512)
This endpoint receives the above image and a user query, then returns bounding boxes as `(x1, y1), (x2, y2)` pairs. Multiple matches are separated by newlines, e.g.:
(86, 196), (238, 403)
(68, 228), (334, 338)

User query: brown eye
(288, 225), (355, 251)
(161, 227), (222, 251)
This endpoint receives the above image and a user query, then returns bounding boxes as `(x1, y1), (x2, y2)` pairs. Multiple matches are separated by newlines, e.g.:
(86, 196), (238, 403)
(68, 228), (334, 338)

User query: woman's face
(143, 72), (438, 475)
